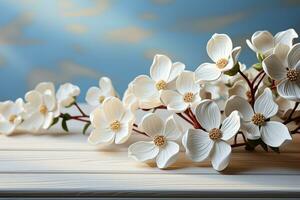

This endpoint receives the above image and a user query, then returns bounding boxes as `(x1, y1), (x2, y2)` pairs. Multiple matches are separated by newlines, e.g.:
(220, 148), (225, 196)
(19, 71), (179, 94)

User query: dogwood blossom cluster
(1, 29), (300, 171)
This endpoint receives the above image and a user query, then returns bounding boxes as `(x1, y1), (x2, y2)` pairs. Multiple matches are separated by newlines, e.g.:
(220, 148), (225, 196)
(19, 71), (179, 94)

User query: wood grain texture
(0, 105), (299, 198)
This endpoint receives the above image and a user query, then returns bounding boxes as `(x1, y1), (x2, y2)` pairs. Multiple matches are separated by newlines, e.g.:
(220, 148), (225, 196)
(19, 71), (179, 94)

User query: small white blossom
(0, 98), (24, 135)
(182, 100), (240, 171)
(225, 88), (292, 147)
(131, 54), (185, 109)
(88, 97), (134, 145)
(21, 82), (60, 132)
(128, 113), (181, 169)
(161, 71), (201, 112)
(246, 29), (298, 57)
(86, 77), (116, 107)
(263, 43), (300, 101)
(56, 83), (80, 107)
(195, 34), (241, 82)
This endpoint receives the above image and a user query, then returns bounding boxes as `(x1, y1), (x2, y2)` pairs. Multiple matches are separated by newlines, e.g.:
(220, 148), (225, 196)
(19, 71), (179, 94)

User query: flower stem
(74, 102), (88, 117)
(133, 128), (149, 137)
(238, 69), (255, 107)
(231, 142), (246, 148)
(284, 102), (299, 124)
(253, 73), (266, 92)
(176, 113), (195, 126)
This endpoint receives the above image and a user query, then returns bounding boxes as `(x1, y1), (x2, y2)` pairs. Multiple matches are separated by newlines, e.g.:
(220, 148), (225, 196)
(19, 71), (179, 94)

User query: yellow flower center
(251, 113), (266, 126)
(183, 92), (194, 103)
(155, 80), (167, 91)
(216, 58), (228, 69)
(39, 105), (48, 115)
(8, 115), (17, 124)
(286, 69), (299, 81)
(110, 120), (121, 132)
(153, 135), (166, 147)
(99, 96), (105, 104)
(209, 128), (222, 140)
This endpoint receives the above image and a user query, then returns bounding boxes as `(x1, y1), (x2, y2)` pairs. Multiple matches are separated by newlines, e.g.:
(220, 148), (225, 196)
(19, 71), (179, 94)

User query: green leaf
(62, 119), (69, 132)
(252, 63), (263, 71)
(82, 122), (91, 135)
(61, 113), (71, 120)
(257, 53), (264, 63)
(50, 117), (59, 128)
(224, 62), (240, 76)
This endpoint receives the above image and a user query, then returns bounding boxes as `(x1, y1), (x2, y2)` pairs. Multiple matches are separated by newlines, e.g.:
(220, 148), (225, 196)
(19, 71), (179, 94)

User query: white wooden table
(0, 107), (299, 199)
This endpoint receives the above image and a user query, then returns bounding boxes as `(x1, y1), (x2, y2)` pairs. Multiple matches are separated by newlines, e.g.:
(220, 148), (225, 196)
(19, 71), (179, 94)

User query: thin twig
(74, 102), (88, 117)
(238, 69), (255, 107)
(176, 113), (195, 126)
(284, 102), (300, 124)
(133, 128), (149, 137)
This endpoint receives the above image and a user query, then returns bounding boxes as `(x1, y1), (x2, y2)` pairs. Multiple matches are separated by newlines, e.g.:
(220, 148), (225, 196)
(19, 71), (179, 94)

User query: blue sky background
(0, 0), (300, 101)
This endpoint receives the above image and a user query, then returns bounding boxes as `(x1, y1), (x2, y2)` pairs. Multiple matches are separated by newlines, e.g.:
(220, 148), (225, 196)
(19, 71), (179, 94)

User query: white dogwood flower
(161, 71), (201, 112)
(182, 100), (240, 171)
(88, 97), (134, 145)
(195, 34), (241, 82)
(225, 88), (292, 147)
(122, 81), (139, 112)
(246, 29), (298, 57)
(21, 82), (60, 132)
(263, 43), (300, 101)
(132, 54), (185, 109)
(0, 98), (24, 135)
(128, 113), (181, 169)
(86, 77), (116, 107)
(56, 83), (80, 107)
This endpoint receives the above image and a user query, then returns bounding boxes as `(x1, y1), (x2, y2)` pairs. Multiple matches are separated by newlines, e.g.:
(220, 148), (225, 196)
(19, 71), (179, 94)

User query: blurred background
(0, 0), (299, 101)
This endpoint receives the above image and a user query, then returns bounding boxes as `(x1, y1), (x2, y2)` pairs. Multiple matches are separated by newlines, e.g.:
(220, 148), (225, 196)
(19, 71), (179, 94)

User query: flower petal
(184, 129), (213, 162)
(35, 82), (55, 95)
(42, 112), (54, 129)
(288, 43), (300, 68)
(150, 54), (172, 82)
(102, 97), (125, 122)
(274, 28), (298, 47)
(273, 43), (290, 64)
(163, 115), (181, 140)
(277, 79), (300, 101)
(231, 46), (241, 64)
(88, 128), (115, 144)
(242, 121), (261, 140)
(195, 63), (222, 82)
(25, 90), (42, 110)
(221, 111), (240, 141)
(156, 141), (179, 169)
(207, 33), (233, 62)
(225, 96), (254, 121)
(128, 141), (159, 162)
(43, 90), (56, 111)
(211, 140), (231, 171)
(85, 87), (102, 106)
(99, 77), (115, 96)
(251, 31), (274, 55)
(141, 113), (164, 138)
(262, 54), (286, 80)
(160, 90), (187, 112)
(196, 100), (221, 131)
(90, 108), (107, 128)
(132, 75), (161, 109)
(168, 62), (185, 82)
(176, 71), (199, 95)
(21, 112), (44, 132)
(115, 123), (132, 144)
(0, 120), (15, 135)
(254, 88), (278, 118)
(261, 121), (292, 147)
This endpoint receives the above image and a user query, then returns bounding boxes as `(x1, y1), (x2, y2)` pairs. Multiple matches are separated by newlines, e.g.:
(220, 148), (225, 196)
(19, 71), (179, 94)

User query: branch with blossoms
(1, 29), (300, 171)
